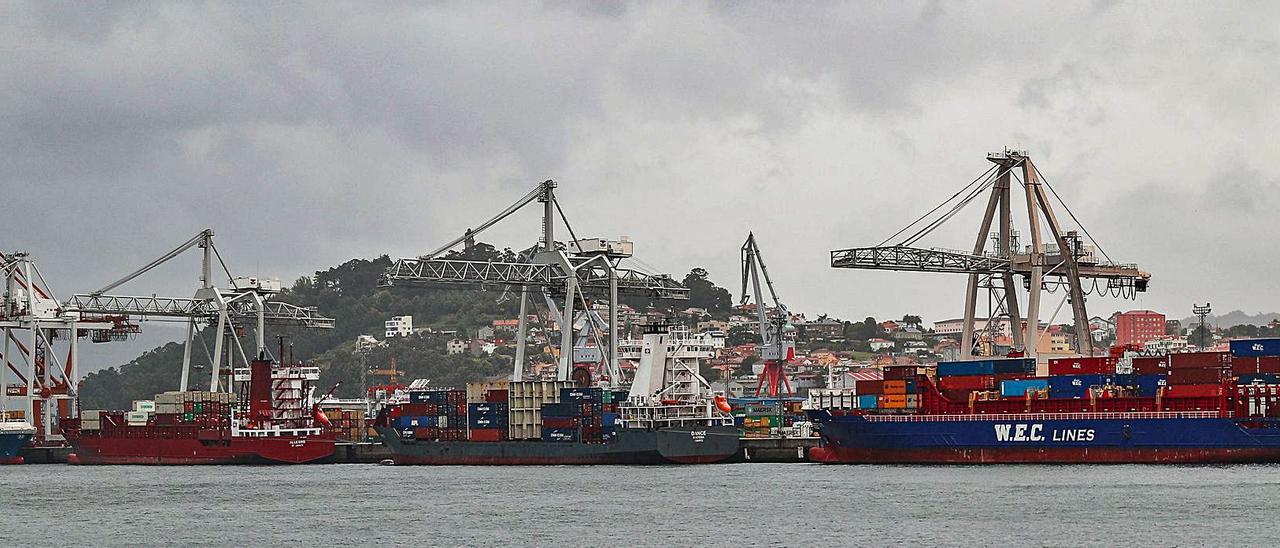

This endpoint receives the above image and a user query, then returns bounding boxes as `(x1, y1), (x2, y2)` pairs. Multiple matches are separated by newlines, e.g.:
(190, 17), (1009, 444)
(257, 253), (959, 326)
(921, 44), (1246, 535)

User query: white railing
(861, 411), (1224, 422)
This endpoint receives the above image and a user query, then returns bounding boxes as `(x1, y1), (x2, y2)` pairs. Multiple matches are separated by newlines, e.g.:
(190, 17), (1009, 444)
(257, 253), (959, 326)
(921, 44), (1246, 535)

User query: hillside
(78, 247), (734, 408)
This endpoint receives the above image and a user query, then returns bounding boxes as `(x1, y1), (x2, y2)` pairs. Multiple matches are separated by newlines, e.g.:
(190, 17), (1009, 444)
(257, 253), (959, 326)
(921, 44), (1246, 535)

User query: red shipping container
(542, 417), (579, 429)
(413, 427), (437, 440)
(1168, 368), (1225, 385)
(1163, 384), (1223, 398)
(1169, 352), (1230, 369)
(938, 375), (995, 391)
(883, 366), (920, 380)
(855, 380), (884, 394)
(1048, 357), (1117, 375)
(468, 428), (504, 442)
(1131, 357), (1169, 375)
(1231, 356), (1280, 375)
(484, 390), (509, 403)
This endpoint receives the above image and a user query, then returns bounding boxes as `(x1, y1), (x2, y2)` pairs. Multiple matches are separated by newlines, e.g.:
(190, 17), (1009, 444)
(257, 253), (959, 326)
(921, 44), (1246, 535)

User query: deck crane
(381, 180), (689, 385)
(740, 233), (795, 397)
(1, 251), (114, 443)
(830, 150), (1150, 358)
(63, 229), (334, 394)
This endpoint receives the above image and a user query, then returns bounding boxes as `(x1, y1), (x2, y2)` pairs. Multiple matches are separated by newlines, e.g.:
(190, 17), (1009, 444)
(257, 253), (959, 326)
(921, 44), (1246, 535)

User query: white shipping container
(125, 411), (149, 423)
(133, 400), (156, 413)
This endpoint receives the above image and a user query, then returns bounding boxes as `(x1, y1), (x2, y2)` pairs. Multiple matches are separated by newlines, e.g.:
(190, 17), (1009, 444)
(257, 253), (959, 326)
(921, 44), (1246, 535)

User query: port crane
(740, 233), (796, 397)
(1, 251), (115, 442)
(63, 229), (334, 394)
(381, 180), (690, 385)
(830, 150), (1150, 358)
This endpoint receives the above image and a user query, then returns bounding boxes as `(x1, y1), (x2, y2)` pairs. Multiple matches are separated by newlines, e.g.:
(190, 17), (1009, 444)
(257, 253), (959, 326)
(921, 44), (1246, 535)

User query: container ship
(0, 418), (35, 464)
(374, 324), (741, 465)
(807, 338), (1280, 464)
(61, 356), (335, 465)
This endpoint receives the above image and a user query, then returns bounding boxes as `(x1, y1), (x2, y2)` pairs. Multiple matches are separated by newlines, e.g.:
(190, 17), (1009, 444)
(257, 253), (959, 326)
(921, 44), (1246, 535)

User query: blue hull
(807, 410), (1280, 464)
(1, 431), (33, 464)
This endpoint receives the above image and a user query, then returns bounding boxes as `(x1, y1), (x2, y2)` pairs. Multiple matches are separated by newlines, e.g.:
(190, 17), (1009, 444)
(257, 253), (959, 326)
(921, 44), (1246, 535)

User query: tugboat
(62, 354), (335, 465)
(374, 324), (741, 465)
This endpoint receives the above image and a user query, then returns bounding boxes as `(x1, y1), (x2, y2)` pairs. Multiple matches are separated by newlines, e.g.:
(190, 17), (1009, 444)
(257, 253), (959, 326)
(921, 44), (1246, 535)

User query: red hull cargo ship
(63, 356), (335, 465)
(807, 339), (1280, 464)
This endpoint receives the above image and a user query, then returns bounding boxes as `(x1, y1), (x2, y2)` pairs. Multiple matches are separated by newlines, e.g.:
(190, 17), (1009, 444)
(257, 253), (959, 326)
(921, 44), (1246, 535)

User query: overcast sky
(4, 1), (1279, 353)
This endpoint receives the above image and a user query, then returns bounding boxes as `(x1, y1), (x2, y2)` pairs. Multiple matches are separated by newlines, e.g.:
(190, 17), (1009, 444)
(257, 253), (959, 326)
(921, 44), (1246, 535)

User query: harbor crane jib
(63, 229), (334, 394)
(381, 180), (690, 386)
(830, 150), (1150, 359)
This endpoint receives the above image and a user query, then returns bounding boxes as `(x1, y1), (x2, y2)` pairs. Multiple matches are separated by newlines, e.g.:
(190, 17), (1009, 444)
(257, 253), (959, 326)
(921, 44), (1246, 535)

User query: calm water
(3, 463), (1277, 546)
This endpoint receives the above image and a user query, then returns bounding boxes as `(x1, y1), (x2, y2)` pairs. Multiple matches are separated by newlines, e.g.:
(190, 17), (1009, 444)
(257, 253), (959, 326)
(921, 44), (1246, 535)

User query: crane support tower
(1, 252), (114, 443)
(381, 180), (689, 386)
(830, 150), (1150, 359)
(741, 233), (795, 397)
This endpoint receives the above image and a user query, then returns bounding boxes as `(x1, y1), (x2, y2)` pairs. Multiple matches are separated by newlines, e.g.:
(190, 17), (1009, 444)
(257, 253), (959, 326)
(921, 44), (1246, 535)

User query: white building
(869, 338), (896, 351)
(354, 335), (384, 354)
(446, 339), (467, 355)
(933, 317), (1013, 338)
(385, 315), (413, 338)
(1144, 336), (1189, 354)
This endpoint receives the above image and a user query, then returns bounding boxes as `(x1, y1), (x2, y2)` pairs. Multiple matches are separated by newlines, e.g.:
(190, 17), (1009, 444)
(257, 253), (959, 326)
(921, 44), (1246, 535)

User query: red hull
(0, 456), (22, 465)
(66, 433), (335, 465)
(809, 445), (1280, 464)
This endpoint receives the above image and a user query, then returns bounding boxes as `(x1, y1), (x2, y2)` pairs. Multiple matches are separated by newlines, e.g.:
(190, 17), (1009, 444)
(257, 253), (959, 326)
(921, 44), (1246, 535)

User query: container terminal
(1, 150), (1277, 465)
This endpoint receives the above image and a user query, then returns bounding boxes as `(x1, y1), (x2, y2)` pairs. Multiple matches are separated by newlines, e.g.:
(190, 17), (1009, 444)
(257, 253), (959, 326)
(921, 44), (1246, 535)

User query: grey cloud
(2, 1), (1279, 375)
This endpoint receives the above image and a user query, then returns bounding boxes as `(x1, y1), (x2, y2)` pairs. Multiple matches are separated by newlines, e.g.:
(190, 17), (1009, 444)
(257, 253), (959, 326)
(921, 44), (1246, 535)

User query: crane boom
(740, 233), (794, 397)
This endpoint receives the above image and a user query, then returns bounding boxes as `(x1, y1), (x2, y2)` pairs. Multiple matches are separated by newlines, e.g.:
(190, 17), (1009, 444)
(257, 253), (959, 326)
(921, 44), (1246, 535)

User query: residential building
(1115, 310), (1166, 347)
(446, 339), (466, 355)
(477, 326), (496, 340)
(804, 318), (844, 339)
(879, 320), (901, 333)
(868, 338), (895, 351)
(934, 317), (1013, 338)
(1145, 336), (1189, 354)
(354, 335), (383, 354)
(697, 319), (729, 333)
(1165, 319), (1182, 336)
(385, 315), (413, 338)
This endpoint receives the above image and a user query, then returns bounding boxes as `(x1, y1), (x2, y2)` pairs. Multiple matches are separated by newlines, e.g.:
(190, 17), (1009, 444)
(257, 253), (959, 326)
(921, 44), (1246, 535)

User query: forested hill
(78, 245), (734, 408)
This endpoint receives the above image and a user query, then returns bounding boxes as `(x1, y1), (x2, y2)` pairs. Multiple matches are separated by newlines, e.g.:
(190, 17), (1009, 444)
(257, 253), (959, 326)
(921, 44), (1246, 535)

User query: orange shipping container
(881, 394), (908, 408)
(882, 380), (907, 394)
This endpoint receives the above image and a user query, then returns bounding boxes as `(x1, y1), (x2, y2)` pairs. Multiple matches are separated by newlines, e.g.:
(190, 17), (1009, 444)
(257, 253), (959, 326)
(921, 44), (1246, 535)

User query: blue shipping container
(1000, 378), (1049, 397)
(937, 360), (996, 377)
(857, 395), (879, 409)
(1231, 339), (1280, 358)
(602, 412), (620, 431)
(468, 415), (507, 428)
(541, 427), (579, 442)
(1237, 373), (1280, 385)
(541, 403), (577, 417)
(1048, 375), (1114, 398)
(561, 387), (602, 402)
(992, 358), (1037, 375)
(468, 403), (507, 415)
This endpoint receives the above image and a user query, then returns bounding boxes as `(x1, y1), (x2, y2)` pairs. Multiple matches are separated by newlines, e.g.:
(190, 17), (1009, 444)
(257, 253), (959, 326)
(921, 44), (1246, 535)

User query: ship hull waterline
(809, 413), (1280, 465)
(65, 435), (336, 465)
(376, 425), (741, 465)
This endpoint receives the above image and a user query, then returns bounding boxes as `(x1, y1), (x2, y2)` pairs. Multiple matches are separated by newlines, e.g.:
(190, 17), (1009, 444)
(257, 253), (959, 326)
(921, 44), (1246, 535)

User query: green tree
(682, 267), (732, 312)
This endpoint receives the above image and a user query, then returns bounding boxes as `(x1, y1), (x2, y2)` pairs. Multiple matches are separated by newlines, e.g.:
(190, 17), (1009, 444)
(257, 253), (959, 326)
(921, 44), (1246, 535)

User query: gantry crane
(830, 150), (1150, 358)
(740, 233), (795, 397)
(63, 229), (334, 393)
(381, 180), (689, 385)
(1, 252), (114, 443)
